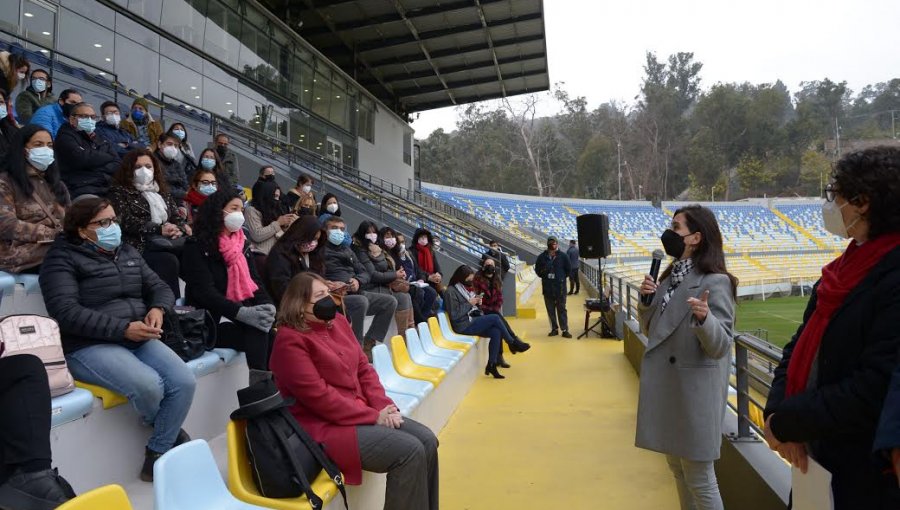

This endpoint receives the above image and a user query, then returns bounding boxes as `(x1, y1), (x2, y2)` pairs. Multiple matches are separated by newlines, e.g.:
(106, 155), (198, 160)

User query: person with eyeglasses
(764, 147), (900, 510)
(193, 147), (232, 190)
(14, 68), (53, 125)
(94, 101), (141, 159)
(184, 169), (217, 224)
(39, 196), (196, 482)
(54, 102), (119, 199)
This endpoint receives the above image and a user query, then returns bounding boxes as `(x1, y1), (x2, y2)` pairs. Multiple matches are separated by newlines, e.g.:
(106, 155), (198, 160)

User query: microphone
(641, 249), (665, 306)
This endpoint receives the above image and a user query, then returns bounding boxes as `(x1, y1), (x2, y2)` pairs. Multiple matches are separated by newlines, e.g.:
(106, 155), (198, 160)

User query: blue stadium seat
(372, 344), (434, 400)
(413, 325), (463, 362)
(186, 351), (224, 378)
(385, 390), (420, 417)
(50, 388), (94, 428)
(405, 329), (456, 371)
(213, 348), (241, 365)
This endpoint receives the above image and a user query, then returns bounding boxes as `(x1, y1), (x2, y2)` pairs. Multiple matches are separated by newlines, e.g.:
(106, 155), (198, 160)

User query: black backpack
(231, 380), (348, 509)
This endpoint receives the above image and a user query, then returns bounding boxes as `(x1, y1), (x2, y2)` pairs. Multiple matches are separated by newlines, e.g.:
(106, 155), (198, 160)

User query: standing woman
(181, 189), (276, 379)
(0, 125), (68, 274)
(764, 147), (900, 510)
(166, 123), (196, 175)
(244, 179), (297, 274)
(318, 193), (341, 223)
(636, 205), (736, 510)
(284, 174), (317, 216)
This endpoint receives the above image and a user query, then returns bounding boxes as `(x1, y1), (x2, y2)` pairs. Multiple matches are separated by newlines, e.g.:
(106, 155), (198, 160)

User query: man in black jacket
(535, 236), (572, 338)
(322, 216), (397, 358)
(54, 102), (119, 198)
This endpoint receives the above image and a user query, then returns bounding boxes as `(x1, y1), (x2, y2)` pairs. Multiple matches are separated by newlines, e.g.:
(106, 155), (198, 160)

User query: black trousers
(0, 355), (52, 485)
(216, 321), (274, 370)
(144, 250), (181, 300)
(569, 269), (580, 294)
(409, 285), (438, 324)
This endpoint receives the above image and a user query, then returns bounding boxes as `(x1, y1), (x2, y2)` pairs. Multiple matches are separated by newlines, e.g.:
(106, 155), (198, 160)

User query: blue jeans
(67, 340), (197, 453)
(461, 314), (515, 364)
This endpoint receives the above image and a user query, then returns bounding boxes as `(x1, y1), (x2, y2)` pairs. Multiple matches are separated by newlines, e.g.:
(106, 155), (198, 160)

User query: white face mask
(326, 203), (339, 213)
(365, 233), (378, 243)
(223, 211), (245, 233)
(105, 113), (121, 127)
(161, 145), (178, 160)
(133, 165), (154, 185)
(821, 200), (858, 239)
(17, 72), (26, 81)
(384, 237), (397, 249)
(302, 185), (312, 194)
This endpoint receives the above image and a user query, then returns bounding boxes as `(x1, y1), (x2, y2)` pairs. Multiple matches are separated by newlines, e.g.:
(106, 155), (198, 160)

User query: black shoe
(484, 362), (505, 379)
(140, 447), (164, 482)
(0, 468), (76, 510)
(497, 357), (511, 368)
(174, 428), (191, 447)
(562, 331), (573, 339)
(548, 330), (559, 337)
(510, 339), (531, 353)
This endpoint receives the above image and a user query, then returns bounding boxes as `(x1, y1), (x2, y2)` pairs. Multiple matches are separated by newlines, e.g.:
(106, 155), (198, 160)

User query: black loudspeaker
(576, 213), (611, 259)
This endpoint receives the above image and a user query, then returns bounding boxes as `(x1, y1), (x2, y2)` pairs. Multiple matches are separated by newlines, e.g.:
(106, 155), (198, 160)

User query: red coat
(269, 316), (394, 484)
(474, 274), (503, 313)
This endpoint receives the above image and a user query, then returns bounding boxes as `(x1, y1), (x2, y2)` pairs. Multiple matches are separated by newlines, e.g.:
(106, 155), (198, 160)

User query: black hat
(230, 379), (294, 420)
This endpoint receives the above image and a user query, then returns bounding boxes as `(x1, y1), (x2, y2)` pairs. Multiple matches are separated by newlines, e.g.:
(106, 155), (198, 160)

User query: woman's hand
(428, 273), (441, 284)
(377, 405), (400, 428)
(639, 274), (657, 296)
(278, 214), (298, 228)
(777, 442), (809, 474)
(125, 321), (162, 341)
(144, 307), (164, 329)
(182, 224), (192, 237)
(764, 414), (782, 450)
(348, 278), (360, 293)
(161, 223), (180, 238)
(686, 290), (710, 323)
(468, 296), (480, 306)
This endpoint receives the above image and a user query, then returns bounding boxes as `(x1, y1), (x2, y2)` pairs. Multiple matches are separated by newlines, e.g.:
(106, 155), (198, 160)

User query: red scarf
(786, 233), (900, 396)
(418, 245), (435, 274)
(185, 188), (207, 207)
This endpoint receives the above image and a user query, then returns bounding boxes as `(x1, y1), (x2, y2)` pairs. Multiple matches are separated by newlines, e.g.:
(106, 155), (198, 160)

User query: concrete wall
(357, 106), (414, 189)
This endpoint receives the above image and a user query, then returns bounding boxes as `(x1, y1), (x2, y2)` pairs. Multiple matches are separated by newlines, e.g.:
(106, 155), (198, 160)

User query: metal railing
(601, 269), (785, 440)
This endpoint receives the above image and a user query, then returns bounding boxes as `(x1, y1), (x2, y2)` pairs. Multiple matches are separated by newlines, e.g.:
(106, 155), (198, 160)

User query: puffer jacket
(39, 236), (175, 354)
(108, 185), (184, 253)
(323, 242), (371, 289)
(0, 171), (67, 273)
(55, 123), (119, 198)
(353, 242), (398, 292)
(15, 87), (54, 125)
(154, 150), (189, 202)
(94, 121), (141, 159)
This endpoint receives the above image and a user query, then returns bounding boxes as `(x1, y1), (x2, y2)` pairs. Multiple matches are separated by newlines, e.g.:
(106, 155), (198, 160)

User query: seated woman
(265, 215), (325, 306)
(166, 123), (196, 175)
(269, 272), (439, 510)
(284, 174), (317, 216)
(0, 125), (69, 274)
(384, 229), (437, 323)
(184, 168), (218, 223)
(474, 257), (525, 369)
(445, 265), (530, 379)
(317, 193), (341, 224)
(409, 227), (443, 293)
(245, 179), (297, 274)
(108, 149), (189, 299)
(39, 197), (195, 482)
(194, 148), (232, 190)
(353, 221), (414, 338)
(181, 189), (275, 379)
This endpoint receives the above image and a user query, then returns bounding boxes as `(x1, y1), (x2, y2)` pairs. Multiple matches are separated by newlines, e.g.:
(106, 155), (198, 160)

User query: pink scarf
(218, 229), (258, 302)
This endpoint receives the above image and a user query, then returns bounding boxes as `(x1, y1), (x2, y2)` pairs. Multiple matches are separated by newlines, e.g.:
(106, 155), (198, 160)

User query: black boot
(140, 447), (164, 482)
(497, 353), (510, 368)
(174, 428), (191, 447)
(484, 362), (505, 379)
(0, 468), (76, 510)
(509, 339), (531, 353)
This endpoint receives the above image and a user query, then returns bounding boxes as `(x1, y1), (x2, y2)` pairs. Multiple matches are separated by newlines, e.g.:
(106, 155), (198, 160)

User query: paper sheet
(791, 457), (834, 510)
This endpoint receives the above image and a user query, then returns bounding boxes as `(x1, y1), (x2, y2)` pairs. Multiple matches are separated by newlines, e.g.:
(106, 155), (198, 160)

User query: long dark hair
(353, 220), (379, 249)
(448, 264), (476, 287)
(166, 122), (189, 144)
(319, 193), (340, 217)
(379, 226), (400, 260)
(250, 179), (282, 225)
(8, 124), (69, 205)
(269, 215), (325, 275)
(660, 205), (738, 297)
(478, 260), (502, 291)
(194, 188), (242, 255)
(5, 54), (28, 92)
(111, 148), (169, 194)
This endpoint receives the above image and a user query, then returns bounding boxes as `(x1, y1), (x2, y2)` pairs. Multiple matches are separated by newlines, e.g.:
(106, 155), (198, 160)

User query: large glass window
(290, 110), (309, 149)
(202, 76), (237, 118)
(160, 0), (207, 48)
(160, 56), (202, 105)
(58, 10), (115, 71)
(61, 0), (114, 27)
(357, 97), (374, 143)
(204, 0), (241, 68)
(115, 34), (160, 96)
(21, 0), (56, 49)
(329, 75), (348, 129)
(127, 0), (163, 25)
(308, 117), (327, 156)
(116, 11), (159, 50)
(311, 70), (330, 119)
(403, 131), (411, 165)
(0, 1), (19, 33)
(290, 57), (313, 108)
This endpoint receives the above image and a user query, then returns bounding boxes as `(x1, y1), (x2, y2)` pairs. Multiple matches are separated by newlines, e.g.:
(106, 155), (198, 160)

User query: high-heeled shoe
(497, 356), (511, 368)
(484, 362), (505, 379)
(509, 339), (531, 354)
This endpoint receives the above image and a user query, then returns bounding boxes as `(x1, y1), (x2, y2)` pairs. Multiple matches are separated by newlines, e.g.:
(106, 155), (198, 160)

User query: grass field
(735, 296), (810, 348)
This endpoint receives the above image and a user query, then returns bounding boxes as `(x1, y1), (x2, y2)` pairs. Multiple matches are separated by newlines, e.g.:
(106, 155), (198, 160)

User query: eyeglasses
(88, 217), (118, 228)
(824, 183), (838, 202)
(199, 180), (217, 186)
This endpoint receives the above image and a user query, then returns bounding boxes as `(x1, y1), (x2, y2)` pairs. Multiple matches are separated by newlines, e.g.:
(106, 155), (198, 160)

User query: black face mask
(216, 145), (228, 157)
(483, 267), (495, 276)
(311, 296), (337, 321)
(61, 102), (74, 118)
(260, 175), (274, 182)
(660, 229), (688, 259)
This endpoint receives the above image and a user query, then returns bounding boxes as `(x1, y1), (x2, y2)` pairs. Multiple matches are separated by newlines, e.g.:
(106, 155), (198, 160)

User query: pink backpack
(0, 315), (75, 397)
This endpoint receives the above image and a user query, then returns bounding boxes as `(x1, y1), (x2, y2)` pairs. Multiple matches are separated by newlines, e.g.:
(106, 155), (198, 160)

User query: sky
(411, 0), (900, 139)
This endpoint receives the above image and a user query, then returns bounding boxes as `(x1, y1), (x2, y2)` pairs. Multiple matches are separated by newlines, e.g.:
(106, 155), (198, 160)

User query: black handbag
(161, 307), (217, 361)
(146, 234), (187, 255)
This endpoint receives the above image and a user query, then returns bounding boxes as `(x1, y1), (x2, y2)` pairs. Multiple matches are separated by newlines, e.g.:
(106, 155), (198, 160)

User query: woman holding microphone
(636, 204), (737, 510)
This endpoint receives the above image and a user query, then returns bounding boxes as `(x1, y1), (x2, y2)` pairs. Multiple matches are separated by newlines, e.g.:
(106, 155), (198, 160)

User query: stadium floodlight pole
(617, 141), (622, 200)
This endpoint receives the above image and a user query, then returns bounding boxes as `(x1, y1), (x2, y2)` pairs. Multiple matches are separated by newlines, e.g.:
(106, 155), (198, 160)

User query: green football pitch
(735, 296), (810, 348)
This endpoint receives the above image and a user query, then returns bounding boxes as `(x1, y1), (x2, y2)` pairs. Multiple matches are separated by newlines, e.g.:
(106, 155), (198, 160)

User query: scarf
(134, 181), (168, 225)
(661, 258), (694, 312)
(786, 233), (900, 396)
(218, 229), (258, 302)
(418, 245), (435, 274)
(454, 283), (480, 317)
(184, 188), (207, 207)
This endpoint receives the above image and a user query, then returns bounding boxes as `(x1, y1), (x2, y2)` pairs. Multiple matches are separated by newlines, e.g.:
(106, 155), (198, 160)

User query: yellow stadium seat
(226, 420), (339, 510)
(389, 336), (445, 386)
(75, 381), (128, 409)
(426, 318), (471, 353)
(57, 484), (133, 510)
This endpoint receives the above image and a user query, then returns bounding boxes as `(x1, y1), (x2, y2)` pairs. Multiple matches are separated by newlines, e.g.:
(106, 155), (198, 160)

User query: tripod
(578, 259), (614, 339)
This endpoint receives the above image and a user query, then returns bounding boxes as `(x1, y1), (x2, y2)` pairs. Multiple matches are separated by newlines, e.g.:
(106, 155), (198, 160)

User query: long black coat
(39, 236), (175, 354)
(181, 237), (271, 322)
(764, 246), (900, 509)
(54, 123), (119, 199)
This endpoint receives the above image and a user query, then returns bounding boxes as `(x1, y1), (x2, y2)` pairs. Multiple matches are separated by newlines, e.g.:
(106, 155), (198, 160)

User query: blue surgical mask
(342, 231), (352, 248)
(172, 129), (186, 140)
(328, 228), (345, 246)
(200, 158), (216, 170)
(0, 105), (6, 118)
(131, 109), (145, 122)
(32, 78), (47, 93)
(198, 183), (217, 196)
(27, 147), (54, 171)
(95, 223), (122, 251)
(77, 118), (96, 134)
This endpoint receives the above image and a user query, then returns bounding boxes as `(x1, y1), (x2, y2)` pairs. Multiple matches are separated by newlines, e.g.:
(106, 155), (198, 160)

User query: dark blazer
(108, 185), (183, 253)
(54, 123), (119, 199)
(534, 249), (571, 297)
(764, 246), (900, 510)
(181, 237), (271, 321)
(39, 236), (175, 354)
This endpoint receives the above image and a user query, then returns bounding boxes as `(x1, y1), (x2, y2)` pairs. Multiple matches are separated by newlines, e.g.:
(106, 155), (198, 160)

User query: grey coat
(635, 270), (735, 461)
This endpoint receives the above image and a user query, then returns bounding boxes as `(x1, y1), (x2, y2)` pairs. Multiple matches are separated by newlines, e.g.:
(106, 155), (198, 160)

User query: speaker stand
(578, 258), (615, 340)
